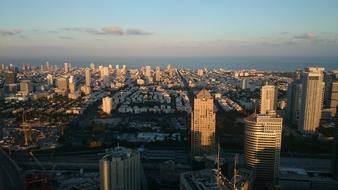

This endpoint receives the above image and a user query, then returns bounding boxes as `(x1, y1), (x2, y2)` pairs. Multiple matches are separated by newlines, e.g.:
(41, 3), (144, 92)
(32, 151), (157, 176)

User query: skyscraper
(64, 62), (70, 73)
(100, 66), (109, 80)
(57, 77), (68, 91)
(85, 68), (91, 87)
(102, 96), (112, 114)
(4, 71), (17, 84)
(299, 67), (324, 133)
(90, 62), (96, 70)
(145, 65), (151, 78)
(330, 81), (338, 117)
(286, 80), (303, 126)
(46, 74), (53, 86)
(19, 80), (33, 95)
(100, 146), (141, 190)
(260, 85), (277, 114)
(155, 66), (161, 82)
(331, 106), (338, 177)
(191, 89), (216, 156)
(244, 111), (283, 189)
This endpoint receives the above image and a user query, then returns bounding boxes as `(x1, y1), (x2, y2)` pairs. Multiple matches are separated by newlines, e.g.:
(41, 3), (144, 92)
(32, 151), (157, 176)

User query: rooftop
(196, 89), (213, 99)
(101, 146), (138, 161)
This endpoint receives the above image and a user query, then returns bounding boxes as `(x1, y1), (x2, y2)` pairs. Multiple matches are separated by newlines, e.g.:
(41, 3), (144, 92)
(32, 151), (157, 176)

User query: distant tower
(145, 66), (151, 78)
(68, 76), (76, 93)
(244, 111), (282, 189)
(64, 62), (70, 73)
(100, 146), (141, 190)
(90, 62), (96, 70)
(155, 66), (161, 82)
(47, 74), (53, 86)
(100, 66), (109, 80)
(102, 96), (112, 114)
(260, 85), (277, 114)
(191, 89), (216, 156)
(85, 68), (91, 87)
(299, 67), (324, 133)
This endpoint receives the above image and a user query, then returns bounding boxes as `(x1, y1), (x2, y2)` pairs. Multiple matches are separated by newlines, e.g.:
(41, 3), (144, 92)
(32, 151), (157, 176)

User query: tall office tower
(4, 71), (17, 84)
(85, 68), (91, 87)
(155, 66), (161, 82)
(244, 111), (283, 189)
(299, 67), (324, 134)
(0, 64), (4, 71)
(102, 96), (112, 114)
(324, 72), (334, 108)
(100, 146), (141, 190)
(145, 65), (151, 78)
(331, 106), (338, 177)
(46, 74), (53, 86)
(90, 62), (96, 70)
(260, 85), (278, 114)
(20, 80), (33, 94)
(57, 77), (68, 91)
(330, 81), (338, 117)
(64, 62), (70, 73)
(191, 89), (216, 156)
(286, 81), (303, 125)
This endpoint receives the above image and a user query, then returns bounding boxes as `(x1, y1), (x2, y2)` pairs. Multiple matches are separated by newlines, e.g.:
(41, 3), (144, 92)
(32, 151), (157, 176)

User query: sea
(0, 56), (337, 72)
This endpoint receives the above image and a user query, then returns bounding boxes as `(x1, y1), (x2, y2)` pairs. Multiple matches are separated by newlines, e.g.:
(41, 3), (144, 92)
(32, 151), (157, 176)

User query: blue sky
(1, 0), (338, 56)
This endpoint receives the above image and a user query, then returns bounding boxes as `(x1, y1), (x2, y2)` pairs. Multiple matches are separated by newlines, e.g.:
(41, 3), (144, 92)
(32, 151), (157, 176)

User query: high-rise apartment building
(102, 96), (112, 114)
(260, 85), (278, 114)
(19, 80), (33, 94)
(244, 111), (283, 189)
(100, 146), (141, 190)
(286, 80), (303, 125)
(298, 67), (324, 133)
(47, 74), (53, 86)
(330, 81), (338, 117)
(191, 89), (216, 156)
(100, 66), (109, 80)
(85, 68), (91, 87)
(4, 71), (17, 84)
(155, 66), (161, 82)
(145, 65), (151, 78)
(57, 77), (68, 91)
(64, 62), (70, 73)
(90, 62), (96, 70)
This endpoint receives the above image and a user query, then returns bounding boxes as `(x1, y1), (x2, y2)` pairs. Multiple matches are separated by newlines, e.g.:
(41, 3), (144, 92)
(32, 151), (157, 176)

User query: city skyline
(1, 1), (338, 190)
(1, 0), (338, 57)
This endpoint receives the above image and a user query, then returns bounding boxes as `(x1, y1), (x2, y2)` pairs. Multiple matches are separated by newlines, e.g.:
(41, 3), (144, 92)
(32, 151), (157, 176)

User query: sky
(0, 0), (338, 57)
